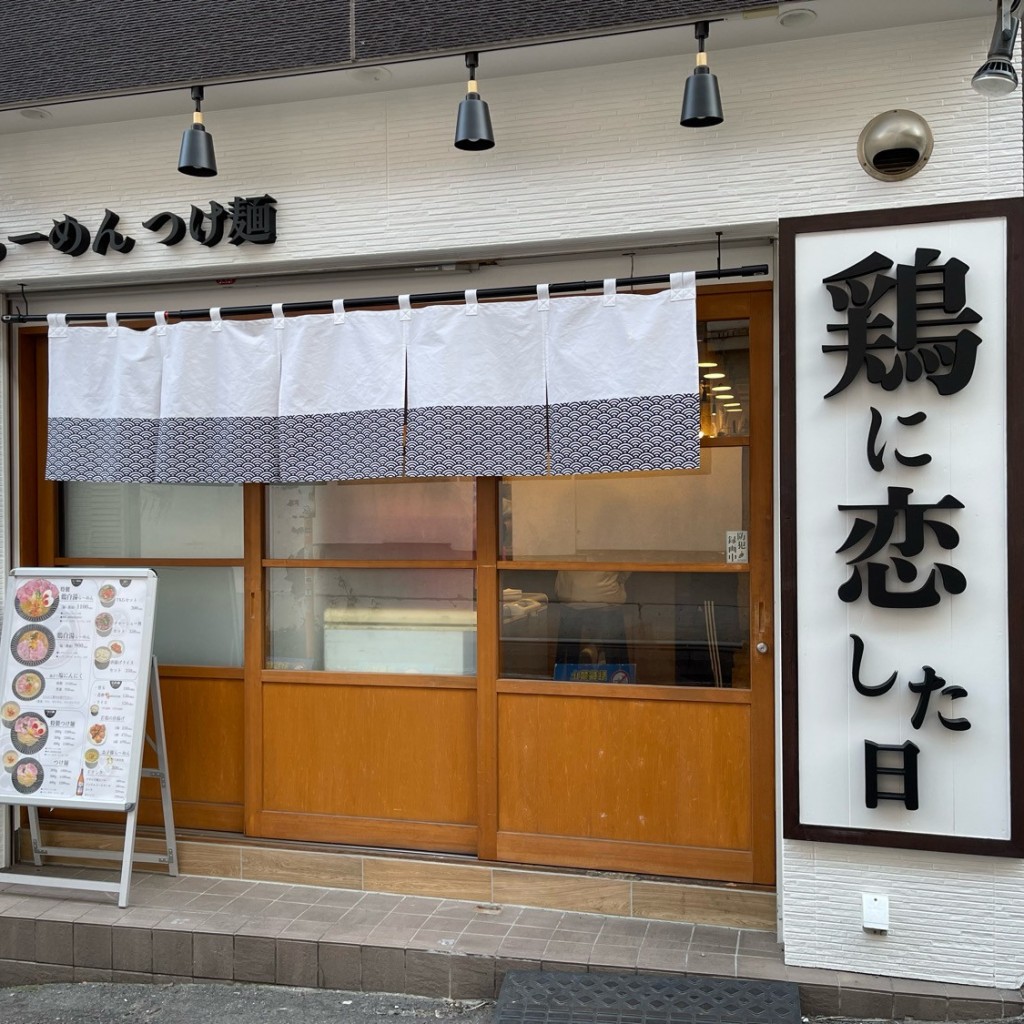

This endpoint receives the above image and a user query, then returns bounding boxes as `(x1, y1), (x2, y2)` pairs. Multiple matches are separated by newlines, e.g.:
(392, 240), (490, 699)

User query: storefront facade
(0, 0), (1021, 989)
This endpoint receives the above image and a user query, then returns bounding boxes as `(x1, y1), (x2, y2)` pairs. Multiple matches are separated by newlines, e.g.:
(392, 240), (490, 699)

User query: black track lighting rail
(2, 265), (769, 324)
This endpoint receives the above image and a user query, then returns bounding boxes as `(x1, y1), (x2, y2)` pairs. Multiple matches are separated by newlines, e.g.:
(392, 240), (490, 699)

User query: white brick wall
(782, 839), (1024, 988)
(0, 17), (1017, 289)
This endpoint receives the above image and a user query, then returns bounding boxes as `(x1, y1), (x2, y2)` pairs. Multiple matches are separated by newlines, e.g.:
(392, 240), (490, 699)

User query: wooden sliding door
(17, 283), (775, 883)
(244, 477), (482, 853)
(487, 284), (775, 882)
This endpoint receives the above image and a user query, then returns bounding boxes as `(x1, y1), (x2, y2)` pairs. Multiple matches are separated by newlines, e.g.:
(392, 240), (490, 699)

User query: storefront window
(151, 566), (245, 667)
(697, 319), (750, 441)
(266, 567), (476, 674)
(497, 317), (752, 687)
(499, 570), (749, 687)
(501, 451), (747, 563)
(59, 483), (245, 667)
(63, 483), (243, 558)
(267, 480), (475, 559)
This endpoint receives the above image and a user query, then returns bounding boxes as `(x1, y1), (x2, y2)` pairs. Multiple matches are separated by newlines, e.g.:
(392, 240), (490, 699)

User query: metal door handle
(755, 642), (769, 654)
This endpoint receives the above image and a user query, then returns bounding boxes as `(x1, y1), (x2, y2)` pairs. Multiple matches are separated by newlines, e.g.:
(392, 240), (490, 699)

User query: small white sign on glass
(725, 530), (748, 564)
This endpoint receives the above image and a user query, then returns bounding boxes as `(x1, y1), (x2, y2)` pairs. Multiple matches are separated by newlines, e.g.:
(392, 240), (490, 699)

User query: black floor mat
(495, 971), (802, 1024)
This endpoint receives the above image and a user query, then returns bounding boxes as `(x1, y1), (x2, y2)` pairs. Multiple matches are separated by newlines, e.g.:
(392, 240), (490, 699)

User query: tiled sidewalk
(0, 866), (1020, 1020)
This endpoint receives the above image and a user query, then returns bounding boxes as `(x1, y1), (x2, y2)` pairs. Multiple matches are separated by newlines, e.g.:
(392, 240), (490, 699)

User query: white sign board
(0, 568), (158, 812)
(782, 202), (1022, 853)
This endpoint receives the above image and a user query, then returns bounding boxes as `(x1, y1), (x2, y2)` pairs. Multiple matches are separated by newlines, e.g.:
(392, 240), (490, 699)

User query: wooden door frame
(692, 281), (775, 883)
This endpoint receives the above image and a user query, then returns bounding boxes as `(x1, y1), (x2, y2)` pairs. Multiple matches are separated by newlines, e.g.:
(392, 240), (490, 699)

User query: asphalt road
(0, 982), (1006, 1024)
(0, 983), (496, 1024)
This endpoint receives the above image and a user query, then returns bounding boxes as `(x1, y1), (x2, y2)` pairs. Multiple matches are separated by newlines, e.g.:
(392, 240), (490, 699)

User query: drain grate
(495, 972), (802, 1024)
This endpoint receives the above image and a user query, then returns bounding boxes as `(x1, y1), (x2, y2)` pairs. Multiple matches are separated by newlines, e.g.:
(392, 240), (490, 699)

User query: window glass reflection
(500, 570), (749, 687)
(63, 483), (243, 558)
(267, 480), (475, 560)
(501, 449), (747, 563)
(699, 319), (750, 440)
(267, 567), (476, 675)
(151, 566), (244, 667)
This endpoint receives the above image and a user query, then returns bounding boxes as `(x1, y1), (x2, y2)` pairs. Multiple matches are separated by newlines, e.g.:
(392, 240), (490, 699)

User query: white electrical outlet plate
(862, 893), (889, 933)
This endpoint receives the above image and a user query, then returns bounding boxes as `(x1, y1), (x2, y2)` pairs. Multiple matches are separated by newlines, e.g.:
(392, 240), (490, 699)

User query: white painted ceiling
(0, 0), (999, 134)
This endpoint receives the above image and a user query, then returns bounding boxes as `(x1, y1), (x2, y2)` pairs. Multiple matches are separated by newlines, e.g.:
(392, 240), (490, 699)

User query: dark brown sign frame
(779, 198), (1024, 856)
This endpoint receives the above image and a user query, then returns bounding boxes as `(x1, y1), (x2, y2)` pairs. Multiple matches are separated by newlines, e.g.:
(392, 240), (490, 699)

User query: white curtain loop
(106, 312), (118, 337)
(398, 294), (412, 321)
(464, 289), (479, 316)
(332, 299), (346, 324)
(154, 310), (168, 336)
(210, 307), (223, 332)
(47, 313), (68, 337)
(272, 302), (286, 329)
(670, 271), (695, 300)
(602, 278), (617, 307)
(537, 284), (550, 311)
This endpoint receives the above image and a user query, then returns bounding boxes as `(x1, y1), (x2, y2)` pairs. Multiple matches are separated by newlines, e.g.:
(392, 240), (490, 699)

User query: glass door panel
(267, 479), (475, 560)
(501, 449), (747, 564)
(499, 568), (750, 686)
(266, 566), (476, 673)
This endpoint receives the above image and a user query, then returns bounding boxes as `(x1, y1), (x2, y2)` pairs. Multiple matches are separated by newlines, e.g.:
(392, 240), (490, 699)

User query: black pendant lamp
(454, 52), (495, 150)
(680, 21), (724, 128)
(178, 85), (218, 176)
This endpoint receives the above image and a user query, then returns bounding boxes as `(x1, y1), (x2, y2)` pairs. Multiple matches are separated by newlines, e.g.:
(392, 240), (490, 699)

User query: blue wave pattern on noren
(47, 394), (699, 482)
(549, 393), (700, 475)
(406, 403), (549, 478)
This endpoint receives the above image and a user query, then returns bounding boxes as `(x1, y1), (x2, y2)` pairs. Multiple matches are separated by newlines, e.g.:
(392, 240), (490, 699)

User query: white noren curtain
(46, 274), (699, 483)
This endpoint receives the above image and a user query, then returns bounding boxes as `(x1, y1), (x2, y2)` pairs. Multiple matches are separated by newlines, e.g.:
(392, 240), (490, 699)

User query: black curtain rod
(1, 265), (768, 325)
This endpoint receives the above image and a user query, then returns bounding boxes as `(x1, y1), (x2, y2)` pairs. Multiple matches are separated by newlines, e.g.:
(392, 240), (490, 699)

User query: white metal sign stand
(0, 569), (177, 907)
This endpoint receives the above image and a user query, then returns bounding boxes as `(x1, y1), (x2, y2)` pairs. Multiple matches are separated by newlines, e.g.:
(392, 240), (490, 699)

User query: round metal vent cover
(857, 109), (934, 181)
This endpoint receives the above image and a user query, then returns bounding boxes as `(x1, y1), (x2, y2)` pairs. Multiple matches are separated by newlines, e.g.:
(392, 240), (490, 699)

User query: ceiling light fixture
(178, 86), (217, 177)
(454, 52), (495, 150)
(350, 66), (392, 84)
(777, 5), (817, 29)
(680, 21), (724, 128)
(973, 0), (1021, 97)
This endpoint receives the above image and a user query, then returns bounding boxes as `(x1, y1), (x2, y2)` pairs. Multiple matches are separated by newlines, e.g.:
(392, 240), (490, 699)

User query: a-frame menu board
(0, 568), (175, 906)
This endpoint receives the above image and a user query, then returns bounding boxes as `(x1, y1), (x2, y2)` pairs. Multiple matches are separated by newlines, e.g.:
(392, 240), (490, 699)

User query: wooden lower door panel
(495, 834), (754, 882)
(497, 692), (753, 878)
(257, 682), (477, 849)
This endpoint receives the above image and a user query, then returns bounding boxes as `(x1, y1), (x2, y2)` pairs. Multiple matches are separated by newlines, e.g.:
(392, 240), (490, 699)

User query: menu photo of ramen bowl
(12, 670), (44, 701)
(11, 625), (55, 667)
(11, 713), (47, 754)
(12, 756), (43, 794)
(14, 578), (59, 622)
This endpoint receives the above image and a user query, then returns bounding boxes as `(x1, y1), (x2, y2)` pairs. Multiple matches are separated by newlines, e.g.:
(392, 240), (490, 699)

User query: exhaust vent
(857, 109), (933, 182)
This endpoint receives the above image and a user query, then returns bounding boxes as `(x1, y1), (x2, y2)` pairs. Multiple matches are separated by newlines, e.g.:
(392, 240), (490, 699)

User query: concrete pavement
(0, 865), (1020, 1020)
